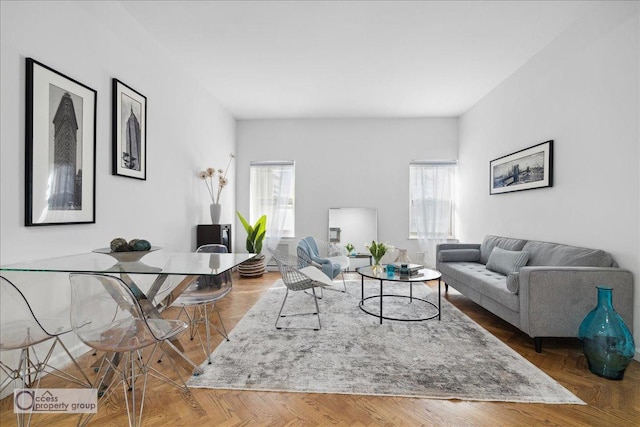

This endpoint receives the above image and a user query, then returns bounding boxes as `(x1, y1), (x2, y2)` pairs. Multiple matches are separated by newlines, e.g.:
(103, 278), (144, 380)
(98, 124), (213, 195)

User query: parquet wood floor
(1, 271), (638, 426)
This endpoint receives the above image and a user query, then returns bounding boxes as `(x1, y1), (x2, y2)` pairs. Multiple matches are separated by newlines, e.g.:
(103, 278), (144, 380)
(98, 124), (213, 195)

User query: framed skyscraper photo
(112, 79), (147, 180)
(25, 58), (97, 226)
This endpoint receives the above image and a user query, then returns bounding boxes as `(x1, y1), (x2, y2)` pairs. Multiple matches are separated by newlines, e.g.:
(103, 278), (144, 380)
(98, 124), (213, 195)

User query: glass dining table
(0, 248), (255, 376)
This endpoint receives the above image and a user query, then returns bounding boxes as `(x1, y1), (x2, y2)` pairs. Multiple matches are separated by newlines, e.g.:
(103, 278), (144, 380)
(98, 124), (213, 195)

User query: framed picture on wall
(25, 58), (97, 226)
(112, 78), (147, 180)
(490, 140), (553, 195)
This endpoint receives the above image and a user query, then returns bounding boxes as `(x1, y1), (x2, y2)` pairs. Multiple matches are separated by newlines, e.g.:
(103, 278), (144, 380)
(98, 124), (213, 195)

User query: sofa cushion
(486, 247), (530, 276)
(438, 249), (480, 263)
(522, 240), (617, 267)
(438, 262), (519, 312)
(480, 235), (528, 265)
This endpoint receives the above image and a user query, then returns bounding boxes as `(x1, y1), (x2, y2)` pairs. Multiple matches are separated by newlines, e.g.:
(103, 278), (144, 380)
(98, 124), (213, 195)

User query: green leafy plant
(236, 211), (266, 254)
(365, 240), (395, 265)
(345, 243), (355, 254)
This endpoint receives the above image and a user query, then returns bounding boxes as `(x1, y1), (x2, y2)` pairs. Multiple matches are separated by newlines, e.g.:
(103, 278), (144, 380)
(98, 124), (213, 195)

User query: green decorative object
(236, 211), (266, 254)
(132, 239), (151, 251)
(110, 238), (128, 252)
(236, 211), (267, 278)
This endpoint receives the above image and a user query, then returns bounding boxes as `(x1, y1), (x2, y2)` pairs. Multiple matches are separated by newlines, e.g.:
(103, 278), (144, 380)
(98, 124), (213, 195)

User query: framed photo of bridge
(112, 78), (147, 180)
(490, 140), (553, 195)
(25, 58), (97, 226)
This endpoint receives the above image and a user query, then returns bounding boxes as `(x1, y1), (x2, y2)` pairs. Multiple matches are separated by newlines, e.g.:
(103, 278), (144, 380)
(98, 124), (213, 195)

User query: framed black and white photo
(112, 79), (147, 180)
(25, 58), (97, 226)
(490, 140), (553, 195)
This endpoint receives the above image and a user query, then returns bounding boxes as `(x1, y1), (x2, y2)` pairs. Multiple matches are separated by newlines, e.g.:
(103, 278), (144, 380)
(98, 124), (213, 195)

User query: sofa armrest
(436, 243), (480, 271)
(518, 266), (633, 339)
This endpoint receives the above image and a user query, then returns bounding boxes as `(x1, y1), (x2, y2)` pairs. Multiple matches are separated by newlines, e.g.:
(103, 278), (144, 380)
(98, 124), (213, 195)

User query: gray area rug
(187, 279), (584, 404)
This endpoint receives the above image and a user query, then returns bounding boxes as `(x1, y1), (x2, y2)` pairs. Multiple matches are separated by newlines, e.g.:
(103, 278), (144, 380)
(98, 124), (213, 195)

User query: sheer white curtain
(250, 161), (295, 263)
(410, 162), (456, 268)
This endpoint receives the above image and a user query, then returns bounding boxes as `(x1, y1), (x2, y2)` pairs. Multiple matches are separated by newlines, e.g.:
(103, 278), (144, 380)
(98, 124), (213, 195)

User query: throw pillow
(486, 247), (529, 276)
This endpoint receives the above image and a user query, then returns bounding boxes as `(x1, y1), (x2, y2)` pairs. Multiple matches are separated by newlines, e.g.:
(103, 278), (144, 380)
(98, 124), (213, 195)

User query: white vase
(210, 203), (221, 224)
(394, 249), (412, 263)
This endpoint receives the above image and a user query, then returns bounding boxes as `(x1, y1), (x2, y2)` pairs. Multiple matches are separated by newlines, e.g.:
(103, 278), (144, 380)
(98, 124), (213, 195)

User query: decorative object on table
(394, 248), (412, 263)
(393, 262), (424, 278)
(578, 286), (635, 380)
(198, 153), (235, 224)
(112, 78), (147, 180)
(93, 247), (161, 266)
(490, 140), (553, 195)
(109, 237), (152, 252)
(365, 240), (394, 276)
(25, 58), (97, 226)
(385, 264), (395, 279)
(236, 211), (267, 277)
(345, 243), (355, 255)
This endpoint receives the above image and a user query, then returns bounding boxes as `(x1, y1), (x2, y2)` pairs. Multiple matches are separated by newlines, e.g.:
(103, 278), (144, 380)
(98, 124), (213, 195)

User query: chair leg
(42, 337), (93, 388)
(312, 286), (322, 330)
(275, 289), (290, 329)
(275, 288), (322, 331)
(191, 303), (229, 364)
(122, 350), (148, 427)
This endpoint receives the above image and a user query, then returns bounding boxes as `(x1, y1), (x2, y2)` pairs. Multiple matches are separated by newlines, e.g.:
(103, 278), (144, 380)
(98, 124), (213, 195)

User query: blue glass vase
(578, 286), (635, 380)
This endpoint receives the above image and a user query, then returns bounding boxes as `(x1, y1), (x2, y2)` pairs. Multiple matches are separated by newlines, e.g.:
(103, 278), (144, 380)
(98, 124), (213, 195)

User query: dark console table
(197, 224), (231, 252)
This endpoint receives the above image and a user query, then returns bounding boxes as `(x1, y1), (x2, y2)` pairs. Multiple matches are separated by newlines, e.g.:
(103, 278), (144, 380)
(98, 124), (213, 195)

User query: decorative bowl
(93, 246), (161, 263)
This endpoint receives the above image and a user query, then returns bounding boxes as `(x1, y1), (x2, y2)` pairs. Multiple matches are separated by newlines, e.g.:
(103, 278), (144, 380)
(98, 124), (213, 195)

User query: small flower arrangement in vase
(365, 240), (394, 275)
(198, 153), (234, 223)
(345, 243), (355, 255)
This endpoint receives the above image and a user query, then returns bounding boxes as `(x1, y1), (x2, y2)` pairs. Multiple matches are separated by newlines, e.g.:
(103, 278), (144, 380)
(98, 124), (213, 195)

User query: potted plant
(236, 211), (267, 277)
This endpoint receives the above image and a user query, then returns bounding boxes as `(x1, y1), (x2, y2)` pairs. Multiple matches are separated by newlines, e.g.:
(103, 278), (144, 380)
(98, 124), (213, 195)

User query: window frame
(408, 161), (457, 240)
(249, 161), (296, 239)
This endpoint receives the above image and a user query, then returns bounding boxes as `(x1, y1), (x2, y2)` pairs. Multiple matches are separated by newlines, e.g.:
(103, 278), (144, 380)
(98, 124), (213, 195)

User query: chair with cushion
(69, 273), (189, 427)
(168, 244), (232, 364)
(1, 275), (93, 427)
(269, 247), (334, 330)
(296, 236), (349, 292)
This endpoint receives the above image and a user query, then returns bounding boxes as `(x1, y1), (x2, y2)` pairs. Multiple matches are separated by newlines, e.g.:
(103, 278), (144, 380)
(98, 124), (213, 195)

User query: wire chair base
(275, 287), (322, 331)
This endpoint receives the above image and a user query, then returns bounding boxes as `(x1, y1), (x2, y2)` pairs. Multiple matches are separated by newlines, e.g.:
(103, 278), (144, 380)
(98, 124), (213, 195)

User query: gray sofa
(436, 235), (634, 352)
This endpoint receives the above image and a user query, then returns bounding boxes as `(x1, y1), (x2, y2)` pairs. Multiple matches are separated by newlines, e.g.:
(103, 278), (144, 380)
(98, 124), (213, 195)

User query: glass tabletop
(357, 265), (442, 282)
(0, 249), (256, 276)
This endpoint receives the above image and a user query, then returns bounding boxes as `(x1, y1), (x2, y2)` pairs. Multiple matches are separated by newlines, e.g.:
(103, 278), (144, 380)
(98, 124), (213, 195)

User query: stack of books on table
(392, 262), (424, 277)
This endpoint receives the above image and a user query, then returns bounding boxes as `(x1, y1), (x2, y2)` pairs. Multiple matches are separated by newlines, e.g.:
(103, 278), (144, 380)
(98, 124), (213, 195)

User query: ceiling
(119, 1), (595, 119)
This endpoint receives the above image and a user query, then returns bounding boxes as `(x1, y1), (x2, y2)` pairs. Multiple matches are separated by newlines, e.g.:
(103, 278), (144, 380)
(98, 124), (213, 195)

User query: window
(409, 161), (457, 239)
(249, 161), (295, 238)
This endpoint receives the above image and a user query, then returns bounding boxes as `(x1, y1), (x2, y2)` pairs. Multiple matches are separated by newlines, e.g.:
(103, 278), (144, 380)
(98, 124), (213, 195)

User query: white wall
(236, 118), (458, 262)
(0, 1), (235, 393)
(458, 2), (640, 357)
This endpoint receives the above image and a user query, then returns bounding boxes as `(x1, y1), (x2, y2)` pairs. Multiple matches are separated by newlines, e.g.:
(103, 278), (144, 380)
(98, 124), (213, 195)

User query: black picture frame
(25, 58), (97, 226)
(490, 140), (553, 195)
(112, 78), (147, 180)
